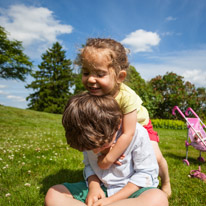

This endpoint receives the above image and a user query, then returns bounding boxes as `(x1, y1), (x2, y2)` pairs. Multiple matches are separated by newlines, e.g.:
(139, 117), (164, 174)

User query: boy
(45, 93), (168, 206)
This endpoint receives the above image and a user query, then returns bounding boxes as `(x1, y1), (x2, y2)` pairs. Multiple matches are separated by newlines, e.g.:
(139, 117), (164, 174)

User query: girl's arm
(98, 109), (137, 169)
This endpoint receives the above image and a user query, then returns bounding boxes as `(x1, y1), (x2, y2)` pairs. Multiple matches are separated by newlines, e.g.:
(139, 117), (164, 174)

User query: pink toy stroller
(172, 106), (206, 166)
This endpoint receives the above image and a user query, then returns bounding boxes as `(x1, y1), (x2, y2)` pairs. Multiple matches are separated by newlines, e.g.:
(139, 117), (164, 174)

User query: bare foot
(161, 181), (171, 198)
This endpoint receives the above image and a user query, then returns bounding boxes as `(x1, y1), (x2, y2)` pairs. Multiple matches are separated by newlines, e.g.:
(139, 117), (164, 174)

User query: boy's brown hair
(62, 92), (122, 151)
(80, 38), (129, 75)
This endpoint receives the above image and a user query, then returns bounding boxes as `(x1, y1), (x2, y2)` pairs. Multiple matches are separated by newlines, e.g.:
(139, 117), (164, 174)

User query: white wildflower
(5, 193), (11, 197)
(24, 183), (31, 187)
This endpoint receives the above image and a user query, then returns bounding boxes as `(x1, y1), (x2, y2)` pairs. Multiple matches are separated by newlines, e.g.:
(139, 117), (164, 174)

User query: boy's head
(80, 38), (129, 96)
(62, 92), (122, 151)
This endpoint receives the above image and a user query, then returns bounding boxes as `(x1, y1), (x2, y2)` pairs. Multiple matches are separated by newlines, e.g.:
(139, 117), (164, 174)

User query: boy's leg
(45, 184), (86, 206)
(151, 141), (171, 198)
(107, 188), (168, 206)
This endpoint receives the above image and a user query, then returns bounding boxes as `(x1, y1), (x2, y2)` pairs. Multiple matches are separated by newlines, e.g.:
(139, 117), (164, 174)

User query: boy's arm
(93, 182), (140, 206)
(86, 175), (105, 206)
(83, 152), (105, 206)
(98, 110), (137, 169)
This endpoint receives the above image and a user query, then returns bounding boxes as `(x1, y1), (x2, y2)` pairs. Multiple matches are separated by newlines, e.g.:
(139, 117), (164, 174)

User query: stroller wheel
(183, 159), (190, 166)
(197, 156), (205, 162)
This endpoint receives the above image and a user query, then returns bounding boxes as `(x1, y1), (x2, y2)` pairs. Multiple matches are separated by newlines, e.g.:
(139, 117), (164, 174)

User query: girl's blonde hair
(80, 38), (129, 75)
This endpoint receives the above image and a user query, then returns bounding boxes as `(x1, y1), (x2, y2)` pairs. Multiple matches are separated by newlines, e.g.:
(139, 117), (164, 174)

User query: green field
(0, 105), (206, 205)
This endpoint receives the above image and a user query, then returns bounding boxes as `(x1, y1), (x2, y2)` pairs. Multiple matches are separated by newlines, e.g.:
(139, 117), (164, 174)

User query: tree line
(1, 26), (205, 119)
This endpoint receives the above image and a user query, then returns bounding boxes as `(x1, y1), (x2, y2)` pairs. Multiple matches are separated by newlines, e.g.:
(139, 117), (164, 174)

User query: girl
(79, 38), (171, 198)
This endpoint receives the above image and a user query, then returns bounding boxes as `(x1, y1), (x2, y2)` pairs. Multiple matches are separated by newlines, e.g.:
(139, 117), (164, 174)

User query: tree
(72, 44), (86, 95)
(196, 87), (206, 119)
(26, 42), (74, 114)
(0, 26), (32, 81)
(149, 72), (198, 119)
(125, 66), (161, 118)
(73, 72), (85, 94)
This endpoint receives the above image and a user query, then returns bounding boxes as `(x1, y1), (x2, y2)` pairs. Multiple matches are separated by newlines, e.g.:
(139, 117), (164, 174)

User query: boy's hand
(86, 187), (105, 206)
(93, 197), (113, 206)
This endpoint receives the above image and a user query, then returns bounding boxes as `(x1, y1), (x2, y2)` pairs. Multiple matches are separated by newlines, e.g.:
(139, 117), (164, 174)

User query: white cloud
(161, 32), (182, 37)
(7, 95), (25, 102)
(0, 85), (7, 89)
(121, 29), (160, 53)
(132, 49), (206, 87)
(0, 4), (73, 58)
(165, 16), (177, 22)
(161, 32), (174, 36)
(0, 90), (9, 95)
(183, 70), (206, 86)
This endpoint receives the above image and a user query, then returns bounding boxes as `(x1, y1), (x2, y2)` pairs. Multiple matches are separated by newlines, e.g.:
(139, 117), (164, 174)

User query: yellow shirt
(115, 83), (149, 126)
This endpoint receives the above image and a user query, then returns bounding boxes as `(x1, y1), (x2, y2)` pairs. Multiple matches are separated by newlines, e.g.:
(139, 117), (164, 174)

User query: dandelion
(5, 193), (11, 197)
(24, 183), (31, 187)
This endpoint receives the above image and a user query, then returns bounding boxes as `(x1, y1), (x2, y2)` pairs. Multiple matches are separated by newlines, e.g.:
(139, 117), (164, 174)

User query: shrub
(151, 119), (187, 130)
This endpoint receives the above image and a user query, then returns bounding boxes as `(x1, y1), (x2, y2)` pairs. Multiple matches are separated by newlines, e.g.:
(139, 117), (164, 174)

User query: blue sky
(0, 0), (206, 109)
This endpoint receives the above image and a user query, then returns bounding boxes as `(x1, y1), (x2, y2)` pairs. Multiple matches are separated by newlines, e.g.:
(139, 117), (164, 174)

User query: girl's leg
(151, 141), (171, 198)
(107, 188), (168, 206)
(45, 184), (86, 206)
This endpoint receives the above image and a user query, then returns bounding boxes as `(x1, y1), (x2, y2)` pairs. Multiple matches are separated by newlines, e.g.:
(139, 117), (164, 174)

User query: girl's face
(81, 49), (118, 96)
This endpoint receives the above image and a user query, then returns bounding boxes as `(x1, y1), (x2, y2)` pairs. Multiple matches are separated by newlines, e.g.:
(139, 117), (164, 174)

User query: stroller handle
(172, 106), (186, 118)
(185, 107), (206, 129)
(185, 107), (198, 118)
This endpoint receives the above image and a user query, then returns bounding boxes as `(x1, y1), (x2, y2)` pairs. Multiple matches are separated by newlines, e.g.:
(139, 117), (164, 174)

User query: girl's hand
(97, 154), (125, 169)
(97, 154), (112, 169)
(86, 187), (105, 206)
(114, 154), (125, 166)
(97, 143), (125, 169)
(107, 143), (126, 165)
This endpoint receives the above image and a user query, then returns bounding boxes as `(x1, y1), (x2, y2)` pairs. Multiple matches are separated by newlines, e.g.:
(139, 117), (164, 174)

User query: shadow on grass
(166, 152), (204, 165)
(40, 169), (84, 195)
(166, 152), (184, 160)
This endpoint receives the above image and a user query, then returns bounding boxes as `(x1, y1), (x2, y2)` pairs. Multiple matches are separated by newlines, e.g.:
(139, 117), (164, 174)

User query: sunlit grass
(0, 105), (206, 205)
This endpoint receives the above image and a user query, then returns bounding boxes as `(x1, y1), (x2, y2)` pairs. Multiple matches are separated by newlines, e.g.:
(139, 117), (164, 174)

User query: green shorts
(63, 181), (155, 203)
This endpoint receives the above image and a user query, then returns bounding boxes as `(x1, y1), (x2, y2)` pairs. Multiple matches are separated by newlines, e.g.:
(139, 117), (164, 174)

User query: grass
(0, 105), (206, 205)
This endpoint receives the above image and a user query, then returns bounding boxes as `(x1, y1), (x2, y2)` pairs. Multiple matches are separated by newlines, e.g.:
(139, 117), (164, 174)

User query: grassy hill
(0, 105), (206, 205)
